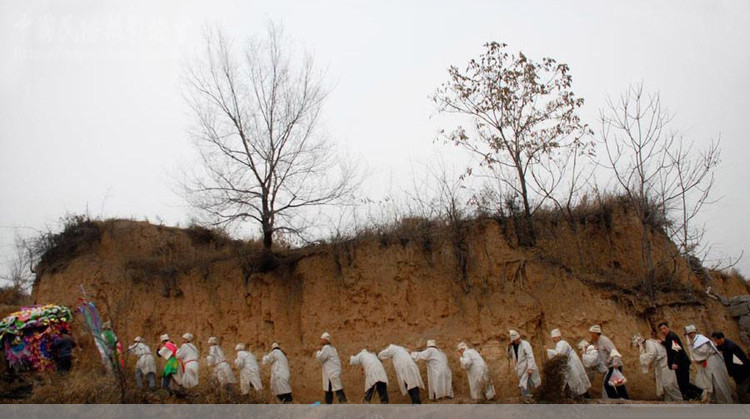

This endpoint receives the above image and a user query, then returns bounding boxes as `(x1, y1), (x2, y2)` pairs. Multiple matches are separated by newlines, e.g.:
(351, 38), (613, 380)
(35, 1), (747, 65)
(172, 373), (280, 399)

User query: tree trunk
(262, 227), (273, 250)
(516, 165), (537, 246)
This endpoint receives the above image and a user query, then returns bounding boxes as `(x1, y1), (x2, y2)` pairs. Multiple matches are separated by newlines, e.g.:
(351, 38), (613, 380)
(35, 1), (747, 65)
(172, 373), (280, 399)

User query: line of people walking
(121, 323), (749, 404)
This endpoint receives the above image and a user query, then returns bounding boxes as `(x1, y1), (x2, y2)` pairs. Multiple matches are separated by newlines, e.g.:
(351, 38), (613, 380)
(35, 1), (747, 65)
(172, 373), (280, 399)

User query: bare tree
(432, 42), (591, 245)
(599, 83), (724, 297)
(182, 24), (356, 251)
(0, 235), (35, 293)
(531, 145), (595, 268)
(663, 138), (728, 268)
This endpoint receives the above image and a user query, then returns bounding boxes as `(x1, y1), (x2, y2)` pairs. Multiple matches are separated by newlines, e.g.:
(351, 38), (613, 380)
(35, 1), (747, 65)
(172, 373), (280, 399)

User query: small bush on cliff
(184, 223), (234, 248)
(0, 285), (30, 308)
(30, 214), (104, 276)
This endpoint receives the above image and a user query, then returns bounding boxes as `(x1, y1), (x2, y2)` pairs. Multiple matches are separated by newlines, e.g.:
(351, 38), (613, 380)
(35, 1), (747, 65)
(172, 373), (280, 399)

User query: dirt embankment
(30, 207), (749, 403)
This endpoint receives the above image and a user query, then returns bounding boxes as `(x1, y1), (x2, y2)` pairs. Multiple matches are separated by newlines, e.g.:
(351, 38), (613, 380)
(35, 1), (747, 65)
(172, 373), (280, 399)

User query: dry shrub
(16, 359), (279, 404)
(535, 354), (571, 403)
(184, 224), (235, 248)
(32, 214), (105, 276)
(26, 369), (121, 403)
(0, 285), (30, 307)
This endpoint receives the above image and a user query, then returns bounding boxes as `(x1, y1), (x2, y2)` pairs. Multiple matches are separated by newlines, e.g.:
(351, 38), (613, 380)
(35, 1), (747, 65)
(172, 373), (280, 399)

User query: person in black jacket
(51, 331), (76, 373)
(711, 331), (750, 403)
(658, 321), (702, 400)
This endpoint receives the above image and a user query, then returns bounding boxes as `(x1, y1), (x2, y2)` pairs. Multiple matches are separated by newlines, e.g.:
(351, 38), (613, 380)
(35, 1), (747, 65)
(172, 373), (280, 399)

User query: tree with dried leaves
(433, 42), (591, 245)
(182, 25), (356, 251)
(599, 83), (723, 298)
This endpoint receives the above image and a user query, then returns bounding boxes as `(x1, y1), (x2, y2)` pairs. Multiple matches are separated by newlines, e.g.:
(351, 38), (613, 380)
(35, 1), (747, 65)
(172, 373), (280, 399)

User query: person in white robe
(631, 334), (682, 401)
(262, 343), (293, 403)
(234, 343), (262, 395)
(411, 340), (454, 400)
(350, 349), (389, 403)
(579, 340), (605, 390)
(206, 336), (237, 391)
(589, 325), (629, 399)
(508, 330), (541, 399)
(176, 333), (200, 388)
(684, 325), (733, 403)
(457, 342), (496, 401)
(315, 332), (347, 404)
(378, 344), (424, 404)
(578, 339), (608, 397)
(545, 329), (590, 397)
(127, 336), (156, 390)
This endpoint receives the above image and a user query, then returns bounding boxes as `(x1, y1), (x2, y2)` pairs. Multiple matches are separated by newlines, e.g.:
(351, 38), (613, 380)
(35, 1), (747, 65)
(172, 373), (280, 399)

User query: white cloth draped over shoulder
(350, 350), (389, 391)
(207, 345), (237, 385)
(235, 350), (263, 394)
(176, 343), (200, 388)
(580, 342), (609, 399)
(411, 347), (454, 399)
(690, 334), (733, 403)
(128, 342), (156, 375)
(315, 344), (344, 392)
(581, 344), (608, 374)
(508, 340), (541, 391)
(459, 348), (496, 400)
(638, 339), (682, 401)
(262, 348), (292, 396)
(378, 344), (424, 395)
(546, 339), (590, 396)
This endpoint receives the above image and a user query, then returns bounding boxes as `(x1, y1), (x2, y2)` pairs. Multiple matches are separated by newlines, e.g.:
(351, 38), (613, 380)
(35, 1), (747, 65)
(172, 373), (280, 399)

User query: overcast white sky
(1, 0), (749, 281)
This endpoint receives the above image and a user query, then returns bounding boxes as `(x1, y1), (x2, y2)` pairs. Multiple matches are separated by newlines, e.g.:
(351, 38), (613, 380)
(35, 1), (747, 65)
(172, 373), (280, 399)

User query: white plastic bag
(608, 368), (627, 387)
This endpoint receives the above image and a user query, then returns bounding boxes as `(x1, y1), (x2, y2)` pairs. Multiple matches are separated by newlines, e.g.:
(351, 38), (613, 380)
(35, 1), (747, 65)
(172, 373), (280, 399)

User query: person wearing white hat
(411, 340), (453, 400)
(350, 349), (389, 403)
(207, 336), (237, 392)
(315, 332), (347, 404)
(508, 330), (541, 400)
(262, 343), (293, 403)
(578, 339), (607, 391)
(234, 343), (263, 396)
(176, 332), (200, 388)
(684, 325), (733, 403)
(457, 342), (496, 401)
(378, 344), (424, 404)
(589, 324), (628, 399)
(631, 333), (682, 401)
(157, 334), (179, 390)
(127, 336), (157, 390)
(545, 329), (590, 398)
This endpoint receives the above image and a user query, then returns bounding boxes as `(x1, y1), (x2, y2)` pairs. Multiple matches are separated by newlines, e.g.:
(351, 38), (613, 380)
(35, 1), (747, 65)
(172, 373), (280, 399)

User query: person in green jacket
(101, 321), (120, 373)
(158, 334), (180, 390)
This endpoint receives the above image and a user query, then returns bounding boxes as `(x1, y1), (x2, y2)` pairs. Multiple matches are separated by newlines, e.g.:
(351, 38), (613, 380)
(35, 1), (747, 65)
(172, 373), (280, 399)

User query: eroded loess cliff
(31, 206), (749, 403)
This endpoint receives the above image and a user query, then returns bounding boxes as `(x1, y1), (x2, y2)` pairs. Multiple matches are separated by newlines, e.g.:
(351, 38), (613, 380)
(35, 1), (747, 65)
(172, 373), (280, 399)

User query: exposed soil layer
(28, 209), (749, 403)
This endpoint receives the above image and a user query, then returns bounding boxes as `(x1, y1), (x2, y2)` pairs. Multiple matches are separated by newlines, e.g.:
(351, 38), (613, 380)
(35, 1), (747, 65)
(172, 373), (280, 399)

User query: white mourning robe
(638, 339), (682, 402)
(547, 339), (591, 396)
(350, 350), (389, 391)
(691, 335), (733, 403)
(262, 348), (292, 395)
(315, 344), (344, 392)
(412, 347), (454, 399)
(459, 348), (496, 400)
(235, 350), (263, 394)
(207, 345), (237, 385)
(509, 340), (542, 391)
(176, 342), (200, 388)
(378, 344), (424, 395)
